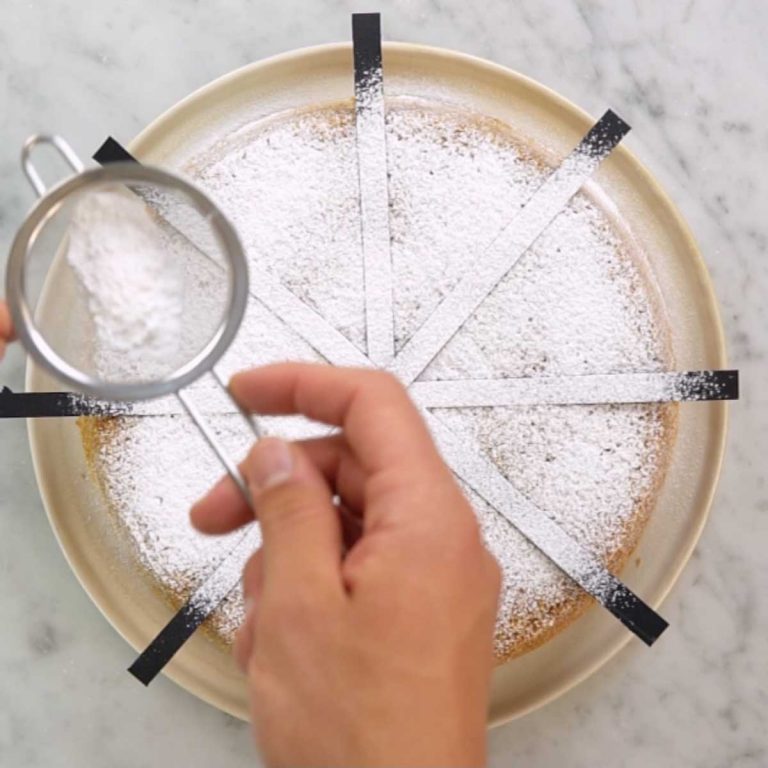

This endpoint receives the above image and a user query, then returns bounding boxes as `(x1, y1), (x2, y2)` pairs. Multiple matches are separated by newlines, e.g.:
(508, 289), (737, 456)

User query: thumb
(242, 437), (343, 596)
(0, 301), (14, 360)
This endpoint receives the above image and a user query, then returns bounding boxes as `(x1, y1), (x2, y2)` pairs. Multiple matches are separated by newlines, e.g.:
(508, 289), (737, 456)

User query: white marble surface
(0, 0), (766, 765)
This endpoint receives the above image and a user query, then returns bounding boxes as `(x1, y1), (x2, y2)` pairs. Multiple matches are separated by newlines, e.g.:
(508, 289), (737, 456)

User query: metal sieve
(6, 134), (257, 500)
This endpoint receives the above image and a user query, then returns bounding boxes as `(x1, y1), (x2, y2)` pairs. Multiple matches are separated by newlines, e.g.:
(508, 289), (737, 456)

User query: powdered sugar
(66, 188), (185, 383)
(86, 99), (674, 656)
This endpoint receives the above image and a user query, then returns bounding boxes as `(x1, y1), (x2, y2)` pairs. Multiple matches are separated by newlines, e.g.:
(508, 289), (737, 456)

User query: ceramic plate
(26, 43), (728, 724)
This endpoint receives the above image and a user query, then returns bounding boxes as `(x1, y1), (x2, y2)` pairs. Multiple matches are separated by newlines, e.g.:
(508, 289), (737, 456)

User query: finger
(233, 548), (264, 671)
(242, 548), (265, 603)
(0, 302), (15, 343)
(190, 472), (252, 534)
(190, 435), (366, 535)
(234, 599), (257, 673)
(338, 502), (364, 551)
(243, 437), (344, 595)
(299, 434), (367, 514)
(230, 364), (443, 474)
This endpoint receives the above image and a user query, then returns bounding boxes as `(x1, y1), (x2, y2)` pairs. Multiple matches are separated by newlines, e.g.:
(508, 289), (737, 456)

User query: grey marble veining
(0, 1), (766, 766)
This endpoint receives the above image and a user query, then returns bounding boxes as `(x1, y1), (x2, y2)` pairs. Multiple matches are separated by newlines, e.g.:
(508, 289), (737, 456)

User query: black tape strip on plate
(606, 580), (668, 645)
(0, 387), (120, 418)
(579, 108), (631, 156)
(94, 73), (394, 681)
(0, 368), (738, 419)
(352, 13), (382, 80)
(128, 603), (207, 686)
(679, 369), (739, 400)
(94, 136), (225, 683)
(93, 136), (138, 165)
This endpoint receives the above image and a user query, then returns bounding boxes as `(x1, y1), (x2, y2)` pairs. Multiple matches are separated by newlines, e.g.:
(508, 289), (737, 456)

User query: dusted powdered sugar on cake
(85, 100), (674, 657)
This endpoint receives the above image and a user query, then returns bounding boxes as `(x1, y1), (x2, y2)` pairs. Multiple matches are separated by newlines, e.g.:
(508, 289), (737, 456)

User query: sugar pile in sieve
(65, 187), (185, 383)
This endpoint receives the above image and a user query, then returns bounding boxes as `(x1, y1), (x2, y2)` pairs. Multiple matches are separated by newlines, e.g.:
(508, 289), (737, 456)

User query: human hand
(191, 364), (501, 768)
(0, 301), (15, 360)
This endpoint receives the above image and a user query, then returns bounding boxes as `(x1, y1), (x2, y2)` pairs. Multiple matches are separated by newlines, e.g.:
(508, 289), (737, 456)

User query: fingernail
(251, 439), (293, 491)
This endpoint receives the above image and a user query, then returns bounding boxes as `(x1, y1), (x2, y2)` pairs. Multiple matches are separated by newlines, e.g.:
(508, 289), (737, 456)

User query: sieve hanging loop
(22, 135), (85, 197)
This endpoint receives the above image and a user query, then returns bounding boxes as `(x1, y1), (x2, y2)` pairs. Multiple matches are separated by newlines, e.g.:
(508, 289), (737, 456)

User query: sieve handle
(21, 134), (85, 198)
(210, 368), (262, 439)
(175, 376), (261, 507)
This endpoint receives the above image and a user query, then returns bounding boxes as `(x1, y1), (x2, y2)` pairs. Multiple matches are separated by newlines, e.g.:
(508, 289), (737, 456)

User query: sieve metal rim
(6, 162), (249, 401)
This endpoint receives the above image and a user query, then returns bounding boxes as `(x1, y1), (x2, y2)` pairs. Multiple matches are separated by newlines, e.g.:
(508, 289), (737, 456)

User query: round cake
(79, 98), (676, 662)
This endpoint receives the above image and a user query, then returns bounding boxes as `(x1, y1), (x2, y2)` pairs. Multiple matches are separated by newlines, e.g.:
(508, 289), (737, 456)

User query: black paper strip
(128, 603), (206, 686)
(96, 133), (247, 680)
(0, 387), (122, 418)
(427, 411), (670, 648)
(352, 11), (395, 366)
(1, 368), (738, 421)
(352, 13), (382, 80)
(95, 138), (260, 685)
(390, 107), (632, 387)
(410, 369), (741, 408)
(677, 369), (739, 400)
(93, 136), (137, 165)
(580, 108), (630, 156)
(606, 580), (668, 645)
